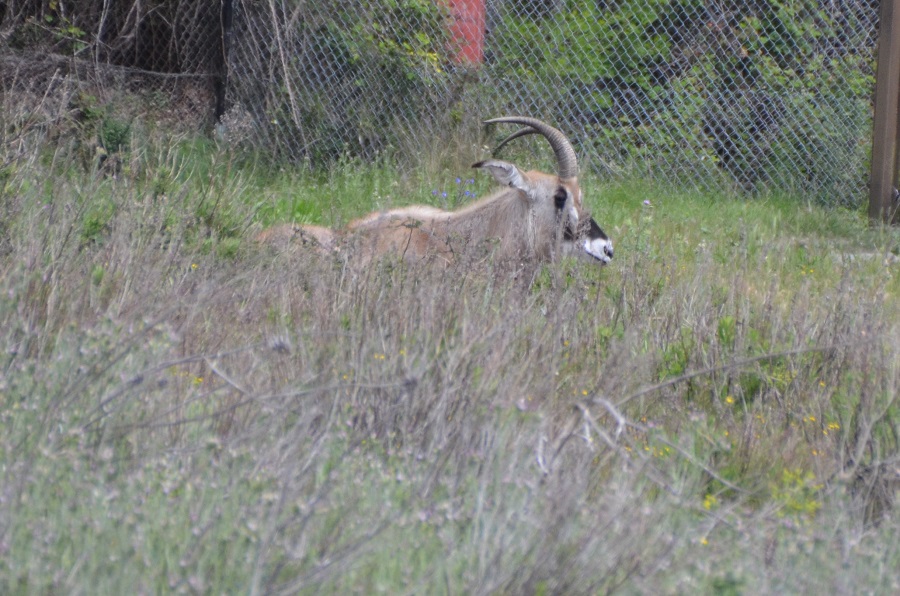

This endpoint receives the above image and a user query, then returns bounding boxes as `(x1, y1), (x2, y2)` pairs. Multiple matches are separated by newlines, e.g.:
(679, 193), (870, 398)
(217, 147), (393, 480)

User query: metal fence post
(215, 0), (235, 122)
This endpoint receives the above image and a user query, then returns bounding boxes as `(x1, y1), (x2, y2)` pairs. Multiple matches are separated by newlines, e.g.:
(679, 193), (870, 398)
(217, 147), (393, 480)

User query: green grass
(1, 129), (899, 594)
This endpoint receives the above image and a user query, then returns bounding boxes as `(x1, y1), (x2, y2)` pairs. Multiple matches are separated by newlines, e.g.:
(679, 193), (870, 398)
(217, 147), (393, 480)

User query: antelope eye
(554, 188), (568, 210)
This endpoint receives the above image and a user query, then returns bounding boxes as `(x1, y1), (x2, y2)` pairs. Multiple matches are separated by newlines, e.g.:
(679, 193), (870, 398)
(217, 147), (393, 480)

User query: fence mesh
(0, 0), (223, 138)
(220, 0), (878, 204)
(0, 0), (882, 204)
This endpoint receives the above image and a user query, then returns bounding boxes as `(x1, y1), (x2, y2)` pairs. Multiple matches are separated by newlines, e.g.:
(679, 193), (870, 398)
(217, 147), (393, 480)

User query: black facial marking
(588, 217), (609, 241)
(553, 187), (567, 211)
(565, 216), (608, 243)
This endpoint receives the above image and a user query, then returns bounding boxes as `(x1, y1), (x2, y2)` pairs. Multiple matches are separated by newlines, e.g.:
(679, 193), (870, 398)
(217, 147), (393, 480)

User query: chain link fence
(220, 0), (878, 204)
(0, 0), (223, 147)
(0, 1), (881, 204)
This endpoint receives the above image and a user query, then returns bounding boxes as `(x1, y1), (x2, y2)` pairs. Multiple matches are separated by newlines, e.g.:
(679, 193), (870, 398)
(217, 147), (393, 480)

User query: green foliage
(1, 133), (899, 593)
(99, 117), (131, 154)
(660, 328), (694, 380)
(253, 0), (455, 163)
(717, 315), (737, 351)
(71, 92), (104, 124)
(709, 573), (746, 596)
(215, 237), (242, 260)
(490, 0), (874, 203)
(495, 1), (668, 82)
(66, 92), (133, 167)
(10, 2), (87, 55)
(770, 468), (823, 520)
(81, 202), (114, 244)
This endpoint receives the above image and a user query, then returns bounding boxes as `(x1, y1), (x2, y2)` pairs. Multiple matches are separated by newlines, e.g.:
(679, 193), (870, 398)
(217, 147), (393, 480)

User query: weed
(0, 130), (898, 593)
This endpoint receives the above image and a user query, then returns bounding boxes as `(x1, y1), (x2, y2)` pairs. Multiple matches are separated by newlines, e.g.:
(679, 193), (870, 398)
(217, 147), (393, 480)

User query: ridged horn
(492, 127), (537, 156)
(484, 117), (578, 180)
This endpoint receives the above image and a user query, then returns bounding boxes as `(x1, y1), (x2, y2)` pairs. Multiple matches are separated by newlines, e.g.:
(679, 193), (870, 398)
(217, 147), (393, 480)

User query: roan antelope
(257, 117), (614, 266)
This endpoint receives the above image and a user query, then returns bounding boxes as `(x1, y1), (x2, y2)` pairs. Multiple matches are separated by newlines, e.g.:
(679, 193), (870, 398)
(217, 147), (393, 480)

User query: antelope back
(256, 223), (337, 254)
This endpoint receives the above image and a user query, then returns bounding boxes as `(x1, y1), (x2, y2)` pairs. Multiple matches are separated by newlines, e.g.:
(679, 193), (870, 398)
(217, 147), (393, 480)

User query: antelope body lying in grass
(258, 117), (614, 266)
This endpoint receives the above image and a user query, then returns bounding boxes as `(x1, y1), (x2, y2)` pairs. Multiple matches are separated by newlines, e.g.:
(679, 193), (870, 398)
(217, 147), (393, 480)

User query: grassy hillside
(1, 131), (898, 594)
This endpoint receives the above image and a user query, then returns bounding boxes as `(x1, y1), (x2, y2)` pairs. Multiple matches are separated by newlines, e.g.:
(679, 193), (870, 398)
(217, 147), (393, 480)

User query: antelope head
(482, 117), (614, 264)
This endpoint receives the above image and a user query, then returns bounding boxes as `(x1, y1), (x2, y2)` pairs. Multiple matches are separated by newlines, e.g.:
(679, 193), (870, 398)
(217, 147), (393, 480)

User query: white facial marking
(583, 237), (614, 264)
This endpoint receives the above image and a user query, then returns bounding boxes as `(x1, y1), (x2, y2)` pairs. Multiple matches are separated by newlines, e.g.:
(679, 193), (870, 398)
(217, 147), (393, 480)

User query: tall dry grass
(0, 105), (898, 593)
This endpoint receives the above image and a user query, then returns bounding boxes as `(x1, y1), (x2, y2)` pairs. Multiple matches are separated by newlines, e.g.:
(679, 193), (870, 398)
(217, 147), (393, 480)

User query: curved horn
(484, 117), (578, 180)
(492, 127), (538, 156)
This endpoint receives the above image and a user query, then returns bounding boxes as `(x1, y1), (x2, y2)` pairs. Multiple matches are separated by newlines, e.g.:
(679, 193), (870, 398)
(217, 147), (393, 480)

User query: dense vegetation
(3, 0), (875, 200)
(1, 112), (898, 592)
(489, 0), (874, 201)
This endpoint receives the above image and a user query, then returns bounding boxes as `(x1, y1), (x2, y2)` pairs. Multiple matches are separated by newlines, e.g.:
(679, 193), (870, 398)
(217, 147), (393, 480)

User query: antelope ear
(472, 160), (528, 193)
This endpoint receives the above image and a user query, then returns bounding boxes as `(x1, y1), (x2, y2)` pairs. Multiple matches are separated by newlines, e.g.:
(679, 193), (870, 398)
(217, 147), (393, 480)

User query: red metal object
(447, 0), (485, 64)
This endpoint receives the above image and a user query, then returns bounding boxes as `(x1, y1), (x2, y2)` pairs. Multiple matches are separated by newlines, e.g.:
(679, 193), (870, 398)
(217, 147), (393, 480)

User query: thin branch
(616, 339), (878, 407)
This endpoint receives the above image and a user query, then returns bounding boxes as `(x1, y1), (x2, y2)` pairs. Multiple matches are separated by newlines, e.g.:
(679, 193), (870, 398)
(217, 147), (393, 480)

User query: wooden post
(870, 0), (900, 224)
(215, 0), (235, 122)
